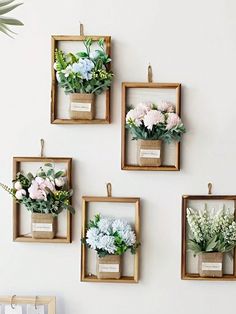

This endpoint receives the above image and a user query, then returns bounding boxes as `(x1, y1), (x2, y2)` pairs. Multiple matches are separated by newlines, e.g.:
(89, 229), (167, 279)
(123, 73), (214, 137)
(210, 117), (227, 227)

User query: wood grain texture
(51, 35), (111, 124)
(81, 196), (140, 283)
(121, 82), (181, 171)
(13, 157), (73, 244)
(181, 194), (236, 281)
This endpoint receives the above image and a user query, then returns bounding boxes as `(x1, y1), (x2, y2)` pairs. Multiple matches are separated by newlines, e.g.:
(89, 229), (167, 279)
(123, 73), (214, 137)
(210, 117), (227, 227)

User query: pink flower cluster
(126, 101), (181, 131)
(14, 176), (66, 201)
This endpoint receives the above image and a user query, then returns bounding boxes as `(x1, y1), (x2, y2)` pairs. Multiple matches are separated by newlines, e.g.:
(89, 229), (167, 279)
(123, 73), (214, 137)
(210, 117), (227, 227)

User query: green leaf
(0, 0), (16, 7)
(0, 16), (23, 25)
(54, 171), (64, 178)
(205, 236), (218, 252)
(0, 2), (22, 15)
(44, 163), (53, 167)
(187, 239), (202, 254)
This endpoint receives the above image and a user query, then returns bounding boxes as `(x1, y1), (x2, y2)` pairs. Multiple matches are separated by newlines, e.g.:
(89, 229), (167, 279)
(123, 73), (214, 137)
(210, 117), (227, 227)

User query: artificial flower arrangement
(0, 163), (75, 239)
(54, 37), (113, 120)
(187, 205), (236, 277)
(82, 214), (139, 279)
(126, 101), (186, 166)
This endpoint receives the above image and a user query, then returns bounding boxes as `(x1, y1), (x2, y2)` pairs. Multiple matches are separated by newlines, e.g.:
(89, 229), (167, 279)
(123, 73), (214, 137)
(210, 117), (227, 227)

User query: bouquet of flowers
(83, 214), (139, 257)
(187, 205), (236, 255)
(0, 163), (75, 216)
(54, 38), (113, 95)
(126, 101), (185, 143)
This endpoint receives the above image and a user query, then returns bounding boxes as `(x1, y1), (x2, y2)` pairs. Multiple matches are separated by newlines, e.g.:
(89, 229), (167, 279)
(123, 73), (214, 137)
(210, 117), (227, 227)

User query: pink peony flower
(158, 101), (175, 113)
(15, 189), (26, 200)
(28, 177), (55, 201)
(166, 113), (181, 130)
(126, 109), (142, 126)
(143, 110), (165, 130)
(136, 102), (152, 114)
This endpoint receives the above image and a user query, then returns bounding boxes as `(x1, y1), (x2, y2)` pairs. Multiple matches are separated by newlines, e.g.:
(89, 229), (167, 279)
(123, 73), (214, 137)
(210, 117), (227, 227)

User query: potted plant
(82, 214), (139, 279)
(0, 163), (75, 239)
(54, 37), (113, 120)
(187, 205), (236, 277)
(126, 101), (185, 166)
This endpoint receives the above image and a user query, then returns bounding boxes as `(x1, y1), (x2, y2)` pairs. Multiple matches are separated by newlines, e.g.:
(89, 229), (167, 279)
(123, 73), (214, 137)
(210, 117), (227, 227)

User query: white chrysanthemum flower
(86, 227), (100, 249)
(112, 219), (131, 233)
(97, 217), (113, 235)
(97, 235), (116, 254)
(119, 230), (136, 246)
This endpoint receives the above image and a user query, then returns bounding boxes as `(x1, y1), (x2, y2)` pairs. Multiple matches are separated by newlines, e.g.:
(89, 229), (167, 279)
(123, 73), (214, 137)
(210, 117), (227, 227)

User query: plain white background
(1, 0), (236, 313)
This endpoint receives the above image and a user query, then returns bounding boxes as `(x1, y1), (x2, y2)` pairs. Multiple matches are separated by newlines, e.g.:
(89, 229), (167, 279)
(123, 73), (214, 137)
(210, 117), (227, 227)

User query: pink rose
(126, 109), (142, 126)
(143, 110), (165, 130)
(158, 101), (175, 113)
(166, 113), (181, 130)
(28, 177), (55, 201)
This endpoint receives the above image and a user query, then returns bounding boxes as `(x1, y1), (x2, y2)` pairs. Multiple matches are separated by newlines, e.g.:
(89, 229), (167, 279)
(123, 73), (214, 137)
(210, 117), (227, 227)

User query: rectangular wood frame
(81, 196), (140, 283)
(13, 157), (72, 243)
(121, 82), (181, 171)
(0, 296), (56, 313)
(51, 35), (111, 124)
(182, 195), (236, 280)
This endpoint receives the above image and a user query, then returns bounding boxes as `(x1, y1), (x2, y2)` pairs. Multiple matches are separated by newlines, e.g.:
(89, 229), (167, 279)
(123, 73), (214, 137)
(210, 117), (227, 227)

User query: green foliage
(54, 37), (113, 95)
(187, 205), (236, 255)
(126, 118), (186, 143)
(0, 0), (23, 38)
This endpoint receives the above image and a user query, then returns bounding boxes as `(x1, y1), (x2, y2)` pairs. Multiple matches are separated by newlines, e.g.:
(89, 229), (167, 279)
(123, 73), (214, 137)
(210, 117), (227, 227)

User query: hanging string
(148, 64), (153, 83)
(106, 183), (112, 197)
(208, 182), (212, 195)
(40, 139), (44, 157)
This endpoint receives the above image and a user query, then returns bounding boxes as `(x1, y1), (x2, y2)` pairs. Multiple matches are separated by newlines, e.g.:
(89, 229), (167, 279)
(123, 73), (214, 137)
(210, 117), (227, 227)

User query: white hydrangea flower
(97, 235), (116, 254)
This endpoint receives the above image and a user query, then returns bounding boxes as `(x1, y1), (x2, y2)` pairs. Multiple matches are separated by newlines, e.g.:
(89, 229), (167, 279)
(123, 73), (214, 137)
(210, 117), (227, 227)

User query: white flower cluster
(86, 216), (137, 255)
(187, 205), (236, 246)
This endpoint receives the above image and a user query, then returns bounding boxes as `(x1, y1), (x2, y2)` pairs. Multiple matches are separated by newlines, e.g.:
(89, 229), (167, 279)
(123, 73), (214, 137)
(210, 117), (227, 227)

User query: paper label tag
(5, 305), (23, 314)
(99, 264), (119, 272)
(71, 102), (91, 112)
(140, 149), (160, 158)
(202, 262), (222, 271)
(32, 223), (52, 232)
(27, 304), (45, 314)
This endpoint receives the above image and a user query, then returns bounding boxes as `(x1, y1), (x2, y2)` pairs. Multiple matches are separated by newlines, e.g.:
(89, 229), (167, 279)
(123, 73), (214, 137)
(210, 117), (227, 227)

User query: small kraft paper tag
(5, 305), (23, 314)
(99, 264), (119, 273)
(71, 102), (91, 112)
(140, 149), (160, 159)
(27, 304), (45, 314)
(202, 262), (222, 271)
(32, 223), (52, 232)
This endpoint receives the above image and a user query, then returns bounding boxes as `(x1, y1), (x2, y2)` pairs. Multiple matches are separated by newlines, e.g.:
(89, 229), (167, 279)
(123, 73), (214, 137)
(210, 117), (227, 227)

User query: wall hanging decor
(181, 183), (236, 281)
(51, 23), (112, 124)
(0, 295), (56, 314)
(121, 65), (185, 171)
(81, 183), (140, 283)
(0, 140), (74, 243)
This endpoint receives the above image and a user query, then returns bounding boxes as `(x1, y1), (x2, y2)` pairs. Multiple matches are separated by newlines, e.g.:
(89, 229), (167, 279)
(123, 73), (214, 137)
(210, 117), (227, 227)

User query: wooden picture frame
(0, 296), (56, 313)
(13, 157), (72, 243)
(51, 35), (111, 124)
(181, 194), (236, 281)
(81, 196), (140, 283)
(121, 82), (181, 171)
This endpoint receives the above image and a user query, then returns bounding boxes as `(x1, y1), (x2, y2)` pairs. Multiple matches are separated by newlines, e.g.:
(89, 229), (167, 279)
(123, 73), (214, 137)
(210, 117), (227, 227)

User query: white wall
(1, 0), (236, 313)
